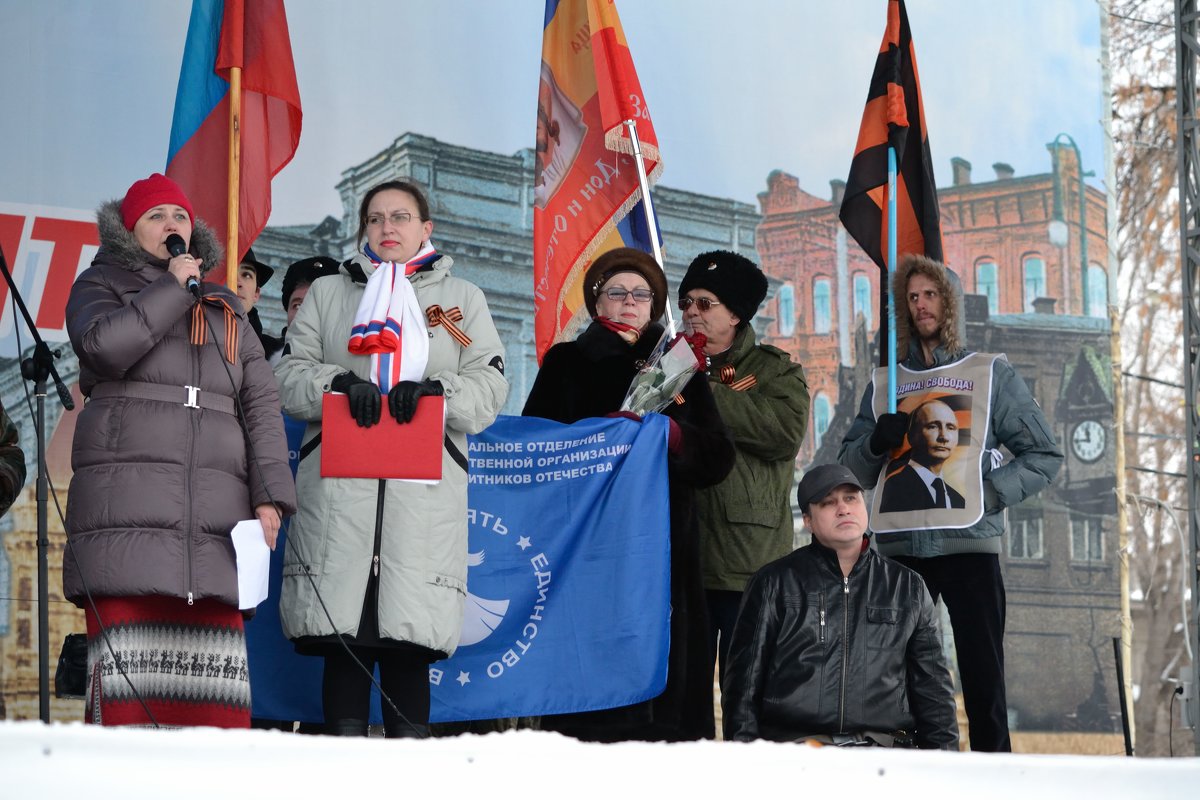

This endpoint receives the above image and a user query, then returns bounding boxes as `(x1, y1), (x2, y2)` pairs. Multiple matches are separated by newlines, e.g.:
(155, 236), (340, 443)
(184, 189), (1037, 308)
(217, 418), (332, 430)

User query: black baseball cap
(796, 464), (865, 514)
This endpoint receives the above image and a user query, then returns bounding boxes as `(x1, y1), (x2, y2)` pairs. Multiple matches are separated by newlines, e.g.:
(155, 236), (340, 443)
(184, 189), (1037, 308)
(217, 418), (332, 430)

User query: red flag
(532, 0), (662, 363)
(839, 0), (942, 275)
(166, 0), (302, 284)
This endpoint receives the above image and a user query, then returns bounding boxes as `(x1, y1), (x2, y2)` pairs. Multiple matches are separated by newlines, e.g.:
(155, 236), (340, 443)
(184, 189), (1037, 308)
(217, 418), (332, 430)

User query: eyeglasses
(366, 212), (418, 227)
(679, 296), (723, 312)
(600, 288), (655, 303)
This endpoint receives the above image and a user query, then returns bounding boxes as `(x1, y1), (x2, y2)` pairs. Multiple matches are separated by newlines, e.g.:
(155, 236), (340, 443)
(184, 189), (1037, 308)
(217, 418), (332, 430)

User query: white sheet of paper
(231, 519), (270, 610)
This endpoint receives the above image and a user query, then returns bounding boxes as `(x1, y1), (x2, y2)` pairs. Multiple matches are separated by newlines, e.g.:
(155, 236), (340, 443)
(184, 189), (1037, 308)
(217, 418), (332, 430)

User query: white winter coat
(275, 253), (508, 656)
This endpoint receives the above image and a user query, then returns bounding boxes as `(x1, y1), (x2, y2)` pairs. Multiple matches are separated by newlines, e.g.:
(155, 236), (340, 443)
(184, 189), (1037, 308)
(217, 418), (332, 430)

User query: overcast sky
(0, 0), (1104, 223)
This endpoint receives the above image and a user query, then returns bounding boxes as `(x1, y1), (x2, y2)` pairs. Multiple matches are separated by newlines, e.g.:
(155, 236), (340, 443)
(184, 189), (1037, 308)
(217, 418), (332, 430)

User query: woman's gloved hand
(388, 379), (444, 424)
(330, 372), (382, 428)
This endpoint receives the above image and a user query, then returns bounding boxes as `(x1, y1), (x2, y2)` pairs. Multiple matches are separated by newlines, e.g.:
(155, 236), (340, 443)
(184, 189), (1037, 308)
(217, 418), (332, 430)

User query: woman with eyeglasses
(275, 179), (508, 737)
(523, 247), (734, 742)
(675, 250), (810, 703)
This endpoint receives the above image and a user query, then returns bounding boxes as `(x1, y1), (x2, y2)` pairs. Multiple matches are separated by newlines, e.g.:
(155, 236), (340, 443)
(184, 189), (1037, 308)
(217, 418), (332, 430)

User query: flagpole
(226, 65), (242, 291)
(623, 119), (676, 337)
(886, 146), (898, 413)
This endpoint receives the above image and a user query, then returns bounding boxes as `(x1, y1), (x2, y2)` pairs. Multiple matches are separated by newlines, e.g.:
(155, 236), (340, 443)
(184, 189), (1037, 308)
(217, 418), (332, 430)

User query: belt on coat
(88, 380), (237, 416)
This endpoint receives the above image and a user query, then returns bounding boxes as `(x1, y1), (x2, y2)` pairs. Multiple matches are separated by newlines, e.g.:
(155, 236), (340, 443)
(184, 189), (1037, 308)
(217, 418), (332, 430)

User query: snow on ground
(1, 721), (1197, 798)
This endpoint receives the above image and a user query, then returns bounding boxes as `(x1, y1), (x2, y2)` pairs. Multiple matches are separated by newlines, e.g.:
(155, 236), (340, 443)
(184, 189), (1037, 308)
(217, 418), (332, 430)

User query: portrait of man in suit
(879, 399), (966, 513)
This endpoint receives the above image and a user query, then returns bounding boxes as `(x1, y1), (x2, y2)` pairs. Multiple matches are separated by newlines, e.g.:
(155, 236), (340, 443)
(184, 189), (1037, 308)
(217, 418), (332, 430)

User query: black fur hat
(281, 255), (341, 309)
(678, 250), (768, 323)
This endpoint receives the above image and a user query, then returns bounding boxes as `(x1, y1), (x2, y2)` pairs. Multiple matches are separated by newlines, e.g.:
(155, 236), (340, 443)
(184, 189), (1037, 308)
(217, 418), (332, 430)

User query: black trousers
(894, 552), (1010, 752)
(323, 647), (430, 737)
(705, 588), (744, 685)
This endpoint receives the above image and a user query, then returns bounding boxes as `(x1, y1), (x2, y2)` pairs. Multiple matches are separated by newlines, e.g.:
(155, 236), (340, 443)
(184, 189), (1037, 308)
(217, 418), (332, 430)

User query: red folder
(320, 393), (445, 480)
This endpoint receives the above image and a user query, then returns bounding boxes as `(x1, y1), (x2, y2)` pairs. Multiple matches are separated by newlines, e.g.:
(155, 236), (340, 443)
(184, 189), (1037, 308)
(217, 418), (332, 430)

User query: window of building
(813, 394), (831, 449)
(1023, 256), (1046, 312)
(814, 278), (831, 334)
(1070, 515), (1105, 562)
(975, 260), (999, 314)
(853, 273), (872, 322)
(777, 282), (796, 337)
(1088, 263), (1108, 317)
(1009, 516), (1044, 559)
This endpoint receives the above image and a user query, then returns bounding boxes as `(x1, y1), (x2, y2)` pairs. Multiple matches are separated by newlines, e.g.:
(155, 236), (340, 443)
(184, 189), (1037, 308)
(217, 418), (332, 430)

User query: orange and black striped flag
(840, 0), (942, 275)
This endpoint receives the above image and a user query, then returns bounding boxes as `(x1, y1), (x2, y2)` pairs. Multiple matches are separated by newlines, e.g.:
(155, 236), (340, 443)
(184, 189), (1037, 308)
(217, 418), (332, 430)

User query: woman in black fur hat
(522, 247), (734, 742)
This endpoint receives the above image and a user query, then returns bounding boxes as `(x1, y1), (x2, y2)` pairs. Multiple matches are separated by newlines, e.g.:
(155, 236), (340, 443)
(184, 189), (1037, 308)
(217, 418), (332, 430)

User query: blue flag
(430, 414), (671, 722)
(245, 413), (671, 723)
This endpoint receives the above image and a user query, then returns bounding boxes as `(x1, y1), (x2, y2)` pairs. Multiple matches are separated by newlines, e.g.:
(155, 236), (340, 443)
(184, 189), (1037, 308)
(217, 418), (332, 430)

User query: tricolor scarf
(348, 243), (439, 392)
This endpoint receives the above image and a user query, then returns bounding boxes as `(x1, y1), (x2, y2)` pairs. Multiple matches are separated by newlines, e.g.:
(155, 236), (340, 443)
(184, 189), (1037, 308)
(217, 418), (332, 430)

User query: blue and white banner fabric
(430, 413), (671, 722)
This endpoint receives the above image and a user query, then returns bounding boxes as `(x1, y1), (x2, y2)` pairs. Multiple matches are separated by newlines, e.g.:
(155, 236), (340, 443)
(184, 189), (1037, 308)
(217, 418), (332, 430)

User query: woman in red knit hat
(62, 174), (297, 728)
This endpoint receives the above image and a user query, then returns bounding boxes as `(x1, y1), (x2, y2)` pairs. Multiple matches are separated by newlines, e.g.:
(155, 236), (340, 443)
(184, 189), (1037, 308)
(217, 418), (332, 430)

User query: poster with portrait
(533, 60), (587, 209)
(868, 353), (1002, 533)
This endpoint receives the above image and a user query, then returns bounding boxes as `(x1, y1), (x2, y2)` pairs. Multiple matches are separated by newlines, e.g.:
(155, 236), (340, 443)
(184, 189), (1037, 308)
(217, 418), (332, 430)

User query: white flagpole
(623, 119), (676, 337)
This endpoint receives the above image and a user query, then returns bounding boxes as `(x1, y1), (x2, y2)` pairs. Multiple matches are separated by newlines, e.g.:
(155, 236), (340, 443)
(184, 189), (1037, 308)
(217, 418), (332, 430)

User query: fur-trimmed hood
(892, 254), (965, 362)
(95, 198), (224, 275)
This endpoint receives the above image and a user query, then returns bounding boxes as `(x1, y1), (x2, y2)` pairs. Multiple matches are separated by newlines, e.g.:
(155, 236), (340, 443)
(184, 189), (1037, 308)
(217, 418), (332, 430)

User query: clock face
(1071, 420), (1106, 463)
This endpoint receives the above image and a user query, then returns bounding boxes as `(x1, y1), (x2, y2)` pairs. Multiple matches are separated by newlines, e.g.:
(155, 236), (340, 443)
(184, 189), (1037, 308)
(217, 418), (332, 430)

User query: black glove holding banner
(388, 379), (444, 424)
(870, 411), (910, 456)
(330, 372), (382, 428)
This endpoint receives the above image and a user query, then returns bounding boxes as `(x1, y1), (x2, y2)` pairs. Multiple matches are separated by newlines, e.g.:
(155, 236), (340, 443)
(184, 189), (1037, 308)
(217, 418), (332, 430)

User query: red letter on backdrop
(31, 217), (99, 329)
(0, 213), (26, 315)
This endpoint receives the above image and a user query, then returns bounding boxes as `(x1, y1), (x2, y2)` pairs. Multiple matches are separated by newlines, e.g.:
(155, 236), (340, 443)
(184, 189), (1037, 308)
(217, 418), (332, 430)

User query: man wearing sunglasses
(677, 250), (811, 697)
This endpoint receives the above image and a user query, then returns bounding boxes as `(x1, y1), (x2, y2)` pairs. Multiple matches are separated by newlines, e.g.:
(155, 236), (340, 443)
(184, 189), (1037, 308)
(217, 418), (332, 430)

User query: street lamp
(1047, 133), (1093, 316)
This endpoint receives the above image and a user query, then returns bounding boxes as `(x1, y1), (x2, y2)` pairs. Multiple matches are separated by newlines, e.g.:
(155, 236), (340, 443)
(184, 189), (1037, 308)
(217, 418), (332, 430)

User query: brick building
(757, 142), (1108, 466)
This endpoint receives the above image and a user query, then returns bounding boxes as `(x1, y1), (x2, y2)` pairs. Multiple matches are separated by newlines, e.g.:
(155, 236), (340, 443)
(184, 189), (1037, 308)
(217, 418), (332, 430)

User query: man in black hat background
(721, 464), (958, 748)
(272, 255), (342, 366)
(676, 250), (810, 690)
(237, 247), (284, 360)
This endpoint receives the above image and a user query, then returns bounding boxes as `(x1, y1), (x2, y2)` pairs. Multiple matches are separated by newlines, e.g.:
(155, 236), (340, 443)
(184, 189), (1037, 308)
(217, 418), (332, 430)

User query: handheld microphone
(166, 234), (200, 298)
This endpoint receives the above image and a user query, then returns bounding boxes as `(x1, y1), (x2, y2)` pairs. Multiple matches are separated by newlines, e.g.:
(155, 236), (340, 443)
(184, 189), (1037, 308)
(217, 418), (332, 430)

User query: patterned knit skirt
(85, 596), (251, 728)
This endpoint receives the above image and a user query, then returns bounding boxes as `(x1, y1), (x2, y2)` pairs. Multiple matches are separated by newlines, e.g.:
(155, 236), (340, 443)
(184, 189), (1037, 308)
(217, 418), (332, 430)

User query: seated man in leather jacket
(722, 464), (959, 749)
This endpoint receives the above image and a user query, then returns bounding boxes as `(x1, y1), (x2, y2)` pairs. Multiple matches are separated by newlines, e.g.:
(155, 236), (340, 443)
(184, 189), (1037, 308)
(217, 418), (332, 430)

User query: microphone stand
(0, 244), (75, 723)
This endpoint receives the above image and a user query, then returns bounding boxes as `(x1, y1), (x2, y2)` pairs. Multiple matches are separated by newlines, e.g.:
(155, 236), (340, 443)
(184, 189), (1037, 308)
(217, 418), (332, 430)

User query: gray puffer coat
(62, 200), (297, 607)
(275, 252), (508, 658)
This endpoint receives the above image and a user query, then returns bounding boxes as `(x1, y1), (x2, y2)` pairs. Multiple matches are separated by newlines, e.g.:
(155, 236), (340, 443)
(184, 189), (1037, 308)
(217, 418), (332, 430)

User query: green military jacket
(696, 325), (810, 591)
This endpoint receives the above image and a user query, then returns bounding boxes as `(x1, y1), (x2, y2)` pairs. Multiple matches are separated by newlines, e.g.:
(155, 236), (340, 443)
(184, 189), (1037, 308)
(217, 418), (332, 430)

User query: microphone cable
(10, 299), (160, 728)
(195, 292), (426, 738)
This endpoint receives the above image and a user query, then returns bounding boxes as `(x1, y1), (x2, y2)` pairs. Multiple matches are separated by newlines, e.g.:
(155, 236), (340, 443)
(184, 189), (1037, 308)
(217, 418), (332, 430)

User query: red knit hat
(119, 173), (194, 231)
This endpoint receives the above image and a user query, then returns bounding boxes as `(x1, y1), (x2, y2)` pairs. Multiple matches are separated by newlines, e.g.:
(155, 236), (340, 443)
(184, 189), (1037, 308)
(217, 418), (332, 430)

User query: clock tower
(1055, 347), (1116, 516)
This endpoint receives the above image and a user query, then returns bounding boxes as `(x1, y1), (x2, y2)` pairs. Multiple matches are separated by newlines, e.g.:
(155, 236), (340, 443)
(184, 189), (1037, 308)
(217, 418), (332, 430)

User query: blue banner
(245, 413), (671, 724)
(430, 414), (670, 722)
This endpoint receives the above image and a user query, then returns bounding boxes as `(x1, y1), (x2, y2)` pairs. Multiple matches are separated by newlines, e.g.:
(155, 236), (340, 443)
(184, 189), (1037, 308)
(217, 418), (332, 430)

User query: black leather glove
(330, 372), (382, 428)
(870, 411), (910, 456)
(388, 379), (444, 424)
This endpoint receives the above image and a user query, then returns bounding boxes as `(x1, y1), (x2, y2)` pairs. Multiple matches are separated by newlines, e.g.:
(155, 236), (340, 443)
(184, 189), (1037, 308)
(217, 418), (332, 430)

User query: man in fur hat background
(838, 253), (1062, 752)
(676, 250), (810, 694)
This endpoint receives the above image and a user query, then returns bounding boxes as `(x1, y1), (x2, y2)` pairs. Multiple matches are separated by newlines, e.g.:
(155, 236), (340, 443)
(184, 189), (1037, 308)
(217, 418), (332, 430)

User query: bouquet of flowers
(620, 328), (704, 416)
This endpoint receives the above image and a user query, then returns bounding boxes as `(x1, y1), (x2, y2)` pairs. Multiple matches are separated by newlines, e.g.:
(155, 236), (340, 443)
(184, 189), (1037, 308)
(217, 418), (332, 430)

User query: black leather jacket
(722, 540), (959, 748)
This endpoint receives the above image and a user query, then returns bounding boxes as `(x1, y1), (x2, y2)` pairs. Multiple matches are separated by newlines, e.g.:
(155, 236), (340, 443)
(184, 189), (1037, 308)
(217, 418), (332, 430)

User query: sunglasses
(678, 296), (723, 312)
